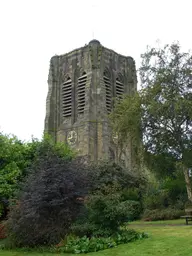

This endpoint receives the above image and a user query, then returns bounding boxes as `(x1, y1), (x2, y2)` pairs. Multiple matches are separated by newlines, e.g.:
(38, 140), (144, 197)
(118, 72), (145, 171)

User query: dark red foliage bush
(0, 222), (6, 239)
(6, 156), (90, 247)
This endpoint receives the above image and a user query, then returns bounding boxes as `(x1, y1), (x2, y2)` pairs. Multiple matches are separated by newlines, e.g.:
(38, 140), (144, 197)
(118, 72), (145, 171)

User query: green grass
(1, 220), (192, 256)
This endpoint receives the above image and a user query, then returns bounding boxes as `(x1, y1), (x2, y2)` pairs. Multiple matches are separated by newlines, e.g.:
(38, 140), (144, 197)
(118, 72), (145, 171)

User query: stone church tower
(44, 40), (137, 168)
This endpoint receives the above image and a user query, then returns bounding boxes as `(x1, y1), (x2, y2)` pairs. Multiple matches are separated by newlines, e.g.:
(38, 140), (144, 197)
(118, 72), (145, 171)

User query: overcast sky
(0, 0), (191, 141)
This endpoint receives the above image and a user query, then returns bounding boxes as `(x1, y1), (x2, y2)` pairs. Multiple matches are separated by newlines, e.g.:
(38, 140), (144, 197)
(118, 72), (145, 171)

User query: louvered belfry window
(62, 77), (72, 118)
(104, 70), (112, 114)
(116, 75), (124, 99)
(77, 72), (87, 114)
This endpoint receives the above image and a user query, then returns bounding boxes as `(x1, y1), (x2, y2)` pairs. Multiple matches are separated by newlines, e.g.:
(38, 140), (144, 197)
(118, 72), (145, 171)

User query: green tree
(111, 42), (192, 202)
(0, 132), (74, 217)
(0, 133), (27, 200)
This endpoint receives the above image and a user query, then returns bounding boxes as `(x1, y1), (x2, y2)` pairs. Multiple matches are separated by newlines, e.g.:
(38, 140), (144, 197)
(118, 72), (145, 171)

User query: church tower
(44, 40), (137, 168)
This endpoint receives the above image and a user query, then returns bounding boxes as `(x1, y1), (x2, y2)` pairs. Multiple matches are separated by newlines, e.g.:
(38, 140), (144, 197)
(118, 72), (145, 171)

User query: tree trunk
(183, 165), (192, 202)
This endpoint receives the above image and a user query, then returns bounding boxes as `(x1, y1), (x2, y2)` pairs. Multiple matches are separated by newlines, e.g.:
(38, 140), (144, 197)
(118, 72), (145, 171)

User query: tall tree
(111, 43), (192, 201)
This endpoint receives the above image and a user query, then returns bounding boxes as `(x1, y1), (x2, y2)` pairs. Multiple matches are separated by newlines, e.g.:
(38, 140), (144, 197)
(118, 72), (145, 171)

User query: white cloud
(0, 0), (191, 140)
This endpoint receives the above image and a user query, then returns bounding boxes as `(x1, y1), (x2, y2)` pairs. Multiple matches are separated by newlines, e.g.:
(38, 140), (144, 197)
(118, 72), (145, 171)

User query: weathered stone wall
(44, 40), (137, 169)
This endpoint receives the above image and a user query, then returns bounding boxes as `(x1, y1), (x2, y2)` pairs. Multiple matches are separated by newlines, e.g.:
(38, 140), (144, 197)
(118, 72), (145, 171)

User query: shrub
(71, 162), (145, 236)
(0, 198), (9, 221)
(89, 162), (145, 192)
(0, 222), (6, 239)
(0, 132), (75, 221)
(162, 174), (187, 207)
(122, 188), (141, 201)
(7, 160), (145, 246)
(30, 133), (75, 162)
(70, 162), (144, 238)
(142, 174), (187, 213)
(6, 156), (89, 247)
(85, 185), (142, 234)
(57, 230), (148, 254)
(142, 208), (184, 221)
(70, 222), (97, 238)
(143, 184), (169, 210)
(125, 200), (142, 221)
(0, 202), (4, 219)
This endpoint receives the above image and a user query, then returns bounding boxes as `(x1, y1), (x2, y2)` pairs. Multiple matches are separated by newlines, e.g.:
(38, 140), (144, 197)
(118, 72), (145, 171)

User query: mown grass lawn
(1, 219), (192, 256)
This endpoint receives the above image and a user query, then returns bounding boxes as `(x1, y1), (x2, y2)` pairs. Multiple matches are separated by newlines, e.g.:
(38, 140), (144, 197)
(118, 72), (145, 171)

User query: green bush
(79, 162), (145, 236)
(89, 162), (145, 192)
(125, 200), (142, 221)
(0, 132), (75, 221)
(162, 174), (187, 207)
(70, 162), (144, 239)
(143, 183), (169, 210)
(0, 198), (9, 220)
(142, 208), (184, 221)
(142, 169), (188, 212)
(122, 188), (141, 201)
(58, 230), (148, 254)
(70, 222), (97, 238)
(85, 184), (141, 234)
(142, 175), (187, 213)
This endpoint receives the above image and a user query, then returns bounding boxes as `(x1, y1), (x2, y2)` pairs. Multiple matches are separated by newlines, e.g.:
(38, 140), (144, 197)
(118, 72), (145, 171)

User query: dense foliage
(6, 159), (144, 247)
(57, 230), (147, 254)
(111, 42), (192, 202)
(0, 132), (74, 218)
(142, 208), (184, 221)
(71, 162), (145, 237)
(7, 156), (88, 247)
(88, 162), (144, 191)
(0, 134), (29, 203)
(0, 222), (6, 239)
(85, 186), (142, 233)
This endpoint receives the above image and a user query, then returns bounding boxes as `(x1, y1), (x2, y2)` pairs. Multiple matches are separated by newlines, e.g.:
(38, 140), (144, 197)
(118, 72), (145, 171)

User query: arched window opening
(62, 76), (72, 118)
(77, 72), (87, 115)
(104, 69), (112, 114)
